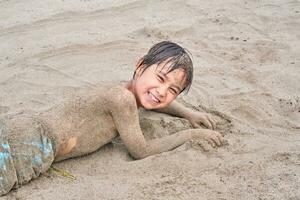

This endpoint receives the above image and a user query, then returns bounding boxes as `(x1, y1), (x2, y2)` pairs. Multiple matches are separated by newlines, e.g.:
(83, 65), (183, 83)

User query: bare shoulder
(102, 84), (137, 112)
(80, 82), (136, 106)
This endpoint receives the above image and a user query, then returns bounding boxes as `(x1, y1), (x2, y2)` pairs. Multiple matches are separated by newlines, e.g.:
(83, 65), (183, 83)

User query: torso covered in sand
(35, 82), (224, 162)
(39, 82), (122, 162)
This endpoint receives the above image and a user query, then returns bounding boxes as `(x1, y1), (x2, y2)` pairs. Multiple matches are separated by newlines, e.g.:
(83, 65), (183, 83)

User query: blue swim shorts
(0, 116), (55, 196)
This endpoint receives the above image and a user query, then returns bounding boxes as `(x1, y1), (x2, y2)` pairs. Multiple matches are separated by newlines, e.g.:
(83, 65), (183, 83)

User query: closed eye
(170, 88), (178, 95)
(157, 75), (164, 82)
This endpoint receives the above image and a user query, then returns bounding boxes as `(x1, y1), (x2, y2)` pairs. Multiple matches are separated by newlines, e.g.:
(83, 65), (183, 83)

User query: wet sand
(1, 0), (299, 199)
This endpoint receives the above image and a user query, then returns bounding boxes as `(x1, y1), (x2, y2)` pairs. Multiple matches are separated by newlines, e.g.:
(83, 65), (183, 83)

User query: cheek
(138, 77), (158, 91)
(164, 93), (177, 104)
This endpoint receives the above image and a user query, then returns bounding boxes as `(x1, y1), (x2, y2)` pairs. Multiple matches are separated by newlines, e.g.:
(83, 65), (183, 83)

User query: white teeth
(149, 92), (159, 103)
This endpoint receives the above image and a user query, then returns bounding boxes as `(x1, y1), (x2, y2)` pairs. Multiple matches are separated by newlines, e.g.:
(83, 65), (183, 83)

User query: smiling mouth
(147, 91), (160, 103)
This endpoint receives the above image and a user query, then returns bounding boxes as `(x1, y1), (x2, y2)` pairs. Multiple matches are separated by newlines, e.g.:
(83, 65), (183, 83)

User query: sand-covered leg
(1, 116), (55, 196)
(0, 122), (18, 196)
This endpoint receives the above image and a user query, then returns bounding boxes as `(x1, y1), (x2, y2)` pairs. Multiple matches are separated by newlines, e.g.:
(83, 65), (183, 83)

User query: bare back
(39, 83), (124, 162)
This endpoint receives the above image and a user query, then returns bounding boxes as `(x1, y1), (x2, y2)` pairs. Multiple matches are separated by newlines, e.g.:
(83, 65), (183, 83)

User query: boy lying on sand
(0, 41), (224, 195)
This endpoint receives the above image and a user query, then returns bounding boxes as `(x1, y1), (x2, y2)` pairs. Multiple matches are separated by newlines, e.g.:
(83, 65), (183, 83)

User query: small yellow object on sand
(50, 166), (76, 180)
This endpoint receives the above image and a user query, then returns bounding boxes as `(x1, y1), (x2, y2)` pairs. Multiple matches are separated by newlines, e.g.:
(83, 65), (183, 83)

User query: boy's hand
(199, 129), (224, 147)
(191, 129), (225, 149)
(187, 111), (217, 130)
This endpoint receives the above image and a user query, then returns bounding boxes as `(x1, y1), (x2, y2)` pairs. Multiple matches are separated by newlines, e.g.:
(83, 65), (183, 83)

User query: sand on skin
(0, 0), (299, 199)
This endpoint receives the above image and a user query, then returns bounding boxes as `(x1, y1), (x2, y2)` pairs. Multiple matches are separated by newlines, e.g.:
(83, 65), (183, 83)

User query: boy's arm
(108, 87), (223, 159)
(153, 100), (217, 130)
(153, 100), (192, 119)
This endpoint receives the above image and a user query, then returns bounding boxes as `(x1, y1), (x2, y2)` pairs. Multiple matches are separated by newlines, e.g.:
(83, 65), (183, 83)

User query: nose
(156, 85), (168, 98)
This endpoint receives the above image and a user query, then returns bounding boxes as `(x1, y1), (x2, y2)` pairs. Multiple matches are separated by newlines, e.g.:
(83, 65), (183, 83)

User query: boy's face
(132, 61), (187, 110)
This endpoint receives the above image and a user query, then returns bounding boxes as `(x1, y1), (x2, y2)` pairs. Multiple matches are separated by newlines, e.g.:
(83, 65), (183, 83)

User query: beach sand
(0, 0), (299, 199)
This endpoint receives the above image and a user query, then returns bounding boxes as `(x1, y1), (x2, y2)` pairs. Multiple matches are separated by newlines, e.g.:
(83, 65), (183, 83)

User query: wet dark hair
(134, 41), (193, 94)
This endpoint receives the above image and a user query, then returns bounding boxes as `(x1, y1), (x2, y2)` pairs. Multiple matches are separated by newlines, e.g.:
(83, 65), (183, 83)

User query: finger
(212, 117), (217, 130)
(202, 118), (213, 129)
(207, 116), (216, 130)
(207, 115), (217, 130)
(216, 133), (225, 144)
(198, 140), (212, 151)
(210, 134), (221, 146)
(191, 121), (201, 128)
(212, 118), (218, 129)
(206, 138), (217, 148)
(210, 132), (221, 146)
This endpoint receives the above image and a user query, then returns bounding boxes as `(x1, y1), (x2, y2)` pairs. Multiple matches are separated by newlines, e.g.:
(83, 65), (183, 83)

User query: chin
(139, 101), (158, 110)
(143, 102), (167, 110)
(141, 103), (156, 110)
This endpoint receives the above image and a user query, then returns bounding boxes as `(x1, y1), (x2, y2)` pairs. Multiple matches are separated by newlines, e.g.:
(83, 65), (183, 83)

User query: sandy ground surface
(1, 0), (300, 199)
